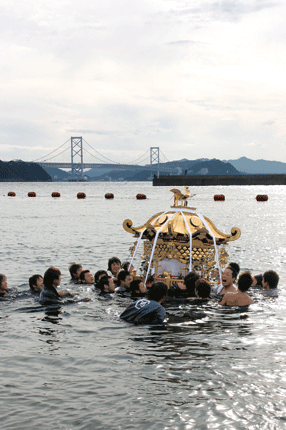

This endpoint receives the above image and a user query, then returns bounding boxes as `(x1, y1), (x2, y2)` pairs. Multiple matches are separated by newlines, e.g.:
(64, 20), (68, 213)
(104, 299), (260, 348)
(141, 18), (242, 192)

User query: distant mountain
(42, 167), (72, 181)
(225, 157), (286, 174)
(90, 169), (154, 182)
(0, 160), (52, 182)
(186, 159), (239, 175)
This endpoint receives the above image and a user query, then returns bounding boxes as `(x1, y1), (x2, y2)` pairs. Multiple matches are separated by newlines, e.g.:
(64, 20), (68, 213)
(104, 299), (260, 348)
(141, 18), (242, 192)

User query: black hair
(108, 257), (121, 272)
(29, 274), (42, 291)
(228, 263), (240, 279)
(97, 275), (112, 292)
(117, 270), (130, 284)
(237, 272), (253, 292)
(147, 282), (168, 302)
(146, 275), (154, 285)
(69, 263), (82, 279)
(121, 262), (132, 271)
(184, 271), (200, 297)
(43, 267), (61, 292)
(94, 270), (108, 284)
(253, 274), (263, 287)
(130, 279), (143, 296)
(80, 270), (91, 283)
(195, 279), (211, 299)
(263, 270), (279, 289)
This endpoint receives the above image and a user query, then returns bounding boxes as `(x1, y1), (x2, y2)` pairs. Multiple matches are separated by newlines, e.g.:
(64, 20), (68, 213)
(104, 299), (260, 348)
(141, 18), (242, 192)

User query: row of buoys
(6, 192), (147, 200)
(214, 194), (269, 202)
(6, 192), (269, 201)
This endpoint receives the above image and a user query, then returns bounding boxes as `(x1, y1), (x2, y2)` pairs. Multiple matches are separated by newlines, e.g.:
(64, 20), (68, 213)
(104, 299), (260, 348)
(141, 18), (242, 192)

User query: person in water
(130, 279), (147, 298)
(120, 282), (168, 325)
(228, 262), (240, 280)
(184, 271), (200, 297)
(195, 279), (211, 301)
(251, 274), (263, 288)
(94, 270), (108, 289)
(168, 279), (189, 299)
(262, 270), (279, 297)
(39, 267), (75, 305)
(29, 274), (43, 294)
(115, 270), (132, 294)
(107, 257), (121, 281)
(0, 274), (8, 296)
(121, 261), (134, 273)
(216, 267), (237, 296)
(80, 270), (95, 284)
(69, 263), (82, 282)
(98, 275), (115, 298)
(220, 272), (254, 307)
(145, 275), (155, 290)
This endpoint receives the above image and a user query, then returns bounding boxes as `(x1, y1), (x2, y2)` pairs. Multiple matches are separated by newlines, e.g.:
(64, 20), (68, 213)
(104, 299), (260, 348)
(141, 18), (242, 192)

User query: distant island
(0, 160), (52, 182)
(1, 157), (286, 182)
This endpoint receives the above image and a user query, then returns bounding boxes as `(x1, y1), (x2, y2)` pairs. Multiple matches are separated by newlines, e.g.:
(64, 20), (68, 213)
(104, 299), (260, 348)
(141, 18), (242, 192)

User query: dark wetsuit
(99, 291), (113, 299)
(120, 299), (166, 324)
(39, 286), (62, 305)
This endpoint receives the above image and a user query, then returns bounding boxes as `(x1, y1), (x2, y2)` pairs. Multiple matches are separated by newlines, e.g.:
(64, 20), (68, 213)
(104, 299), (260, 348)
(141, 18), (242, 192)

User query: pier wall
(153, 174), (286, 186)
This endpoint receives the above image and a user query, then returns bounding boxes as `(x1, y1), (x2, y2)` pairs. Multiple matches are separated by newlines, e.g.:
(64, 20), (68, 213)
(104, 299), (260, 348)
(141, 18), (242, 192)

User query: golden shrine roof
(123, 207), (241, 247)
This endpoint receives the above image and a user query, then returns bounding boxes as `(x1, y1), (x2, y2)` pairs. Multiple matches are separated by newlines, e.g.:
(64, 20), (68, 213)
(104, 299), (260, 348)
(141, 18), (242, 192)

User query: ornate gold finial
(170, 186), (195, 207)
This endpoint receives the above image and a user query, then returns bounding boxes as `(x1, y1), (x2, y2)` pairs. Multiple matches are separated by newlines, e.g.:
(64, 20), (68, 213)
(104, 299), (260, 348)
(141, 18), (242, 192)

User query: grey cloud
(66, 129), (116, 135)
(166, 40), (196, 46)
(262, 120), (275, 126)
(166, 1), (277, 23)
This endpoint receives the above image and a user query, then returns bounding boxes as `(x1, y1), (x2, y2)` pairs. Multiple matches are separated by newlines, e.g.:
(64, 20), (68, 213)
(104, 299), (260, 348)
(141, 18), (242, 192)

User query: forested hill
(0, 160), (52, 182)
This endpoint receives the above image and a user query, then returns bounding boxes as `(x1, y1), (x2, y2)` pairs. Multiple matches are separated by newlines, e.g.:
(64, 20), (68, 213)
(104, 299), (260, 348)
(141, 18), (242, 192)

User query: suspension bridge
(33, 137), (169, 179)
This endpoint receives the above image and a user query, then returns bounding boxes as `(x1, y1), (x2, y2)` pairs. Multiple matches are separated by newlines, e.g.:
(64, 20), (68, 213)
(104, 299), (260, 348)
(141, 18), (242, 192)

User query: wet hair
(44, 267), (61, 291)
(80, 270), (91, 283)
(94, 270), (108, 284)
(29, 274), (42, 291)
(253, 274), (263, 287)
(228, 262), (240, 278)
(195, 279), (211, 299)
(263, 270), (279, 290)
(147, 282), (168, 302)
(184, 271), (200, 297)
(69, 263), (82, 279)
(0, 274), (6, 288)
(97, 275), (112, 292)
(237, 272), (253, 292)
(146, 275), (154, 286)
(117, 270), (130, 284)
(121, 262), (132, 271)
(130, 279), (143, 296)
(225, 266), (237, 280)
(108, 257), (121, 272)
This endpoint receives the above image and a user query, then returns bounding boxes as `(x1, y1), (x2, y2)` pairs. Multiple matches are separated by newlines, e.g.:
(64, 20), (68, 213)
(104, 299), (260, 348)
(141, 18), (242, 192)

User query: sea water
(0, 182), (286, 430)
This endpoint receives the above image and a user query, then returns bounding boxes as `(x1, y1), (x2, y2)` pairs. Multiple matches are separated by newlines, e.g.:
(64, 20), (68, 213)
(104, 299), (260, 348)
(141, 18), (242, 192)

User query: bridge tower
(71, 137), (83, 179)
(150, 147), (160, 178)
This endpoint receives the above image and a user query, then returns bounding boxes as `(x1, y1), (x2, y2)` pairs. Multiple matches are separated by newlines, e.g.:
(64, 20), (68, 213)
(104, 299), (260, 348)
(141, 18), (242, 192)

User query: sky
(1, 0), (286, 165)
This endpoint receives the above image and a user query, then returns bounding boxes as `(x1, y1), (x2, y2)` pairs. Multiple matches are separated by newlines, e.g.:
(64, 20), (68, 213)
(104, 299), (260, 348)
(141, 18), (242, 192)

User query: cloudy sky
(1, 0), (286, 164)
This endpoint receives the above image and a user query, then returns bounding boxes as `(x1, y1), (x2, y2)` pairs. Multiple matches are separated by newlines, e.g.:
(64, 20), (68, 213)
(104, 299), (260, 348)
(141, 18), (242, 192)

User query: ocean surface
(1, 182), (286, 430)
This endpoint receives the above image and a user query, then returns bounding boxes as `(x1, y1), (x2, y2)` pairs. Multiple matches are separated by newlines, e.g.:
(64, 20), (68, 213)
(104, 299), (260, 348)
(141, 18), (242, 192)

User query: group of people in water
(0, 256), (280, 324)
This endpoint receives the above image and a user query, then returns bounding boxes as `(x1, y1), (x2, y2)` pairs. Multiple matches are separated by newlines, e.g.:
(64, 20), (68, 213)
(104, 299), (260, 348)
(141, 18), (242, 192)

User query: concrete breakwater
(153, 173), (286, 186)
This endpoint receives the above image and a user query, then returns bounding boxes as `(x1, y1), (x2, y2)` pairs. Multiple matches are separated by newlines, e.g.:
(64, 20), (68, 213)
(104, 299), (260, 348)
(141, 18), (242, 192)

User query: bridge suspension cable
(83, 139), (119, 164)
(32, 138), (70, 162)
(39, 145), (71, 162)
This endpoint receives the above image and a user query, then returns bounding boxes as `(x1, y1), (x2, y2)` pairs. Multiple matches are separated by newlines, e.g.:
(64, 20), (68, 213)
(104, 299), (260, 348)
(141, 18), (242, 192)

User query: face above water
(222, 269), (234, 288)
(111, 262), (121, 276)
(34, 276), (43, 292)
(0, 276), (8, 292)
(84, 272), (95, 284)
(138, 281), (147, 294)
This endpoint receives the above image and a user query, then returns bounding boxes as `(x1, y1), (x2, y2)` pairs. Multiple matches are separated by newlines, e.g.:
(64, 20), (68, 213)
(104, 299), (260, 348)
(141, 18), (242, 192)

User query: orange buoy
(77, 192), (86, 199)
(136, 193), (147, 200)
(105, 193), (114, 199)
(28, 192), (36, 197)
(214, 194), (225, 201)
(51, 192), (61, 198)
(8, 192), (16, 197)
(256, 194), (268, 202)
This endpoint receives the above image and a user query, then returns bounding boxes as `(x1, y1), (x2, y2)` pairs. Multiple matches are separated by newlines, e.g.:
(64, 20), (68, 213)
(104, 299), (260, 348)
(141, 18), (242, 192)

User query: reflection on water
(1, 183), (286, 429)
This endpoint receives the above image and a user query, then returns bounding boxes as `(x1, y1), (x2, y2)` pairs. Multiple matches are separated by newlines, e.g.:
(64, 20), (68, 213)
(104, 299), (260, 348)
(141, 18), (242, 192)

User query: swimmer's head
(262, 270), (279, 290)
(29, 274), (43, 292)
(237, 272), (253, 292)
(44, 267), (61, 290)
(69, 263), (82, 280)
(0, 274), (8, 292)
